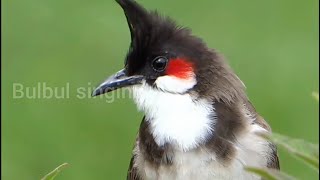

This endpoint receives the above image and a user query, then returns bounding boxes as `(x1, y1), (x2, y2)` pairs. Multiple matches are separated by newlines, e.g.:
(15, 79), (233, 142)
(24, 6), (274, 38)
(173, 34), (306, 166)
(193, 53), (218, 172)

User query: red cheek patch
(165, 58), (194, 79)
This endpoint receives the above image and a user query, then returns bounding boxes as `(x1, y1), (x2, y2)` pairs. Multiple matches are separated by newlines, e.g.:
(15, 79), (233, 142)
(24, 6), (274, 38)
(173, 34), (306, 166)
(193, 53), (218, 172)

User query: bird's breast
(134, 144), (262, 180)
(133, 123), (271, 180)
(132, 83), (215, 150)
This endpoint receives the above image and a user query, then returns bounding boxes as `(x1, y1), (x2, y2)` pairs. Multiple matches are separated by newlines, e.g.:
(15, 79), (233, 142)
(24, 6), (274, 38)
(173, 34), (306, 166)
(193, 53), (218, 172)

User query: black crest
(115, 0), (197, 76)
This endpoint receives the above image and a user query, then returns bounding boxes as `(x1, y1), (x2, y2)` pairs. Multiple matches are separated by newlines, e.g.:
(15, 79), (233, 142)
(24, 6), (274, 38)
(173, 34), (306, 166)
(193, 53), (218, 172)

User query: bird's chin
(130, 79), (197, 116)
(154, 75), (197, 94)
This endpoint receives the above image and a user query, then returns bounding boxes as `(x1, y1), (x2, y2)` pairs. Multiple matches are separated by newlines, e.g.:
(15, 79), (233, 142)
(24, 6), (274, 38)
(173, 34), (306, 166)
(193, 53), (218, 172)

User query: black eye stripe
(152, 56), (168, 72)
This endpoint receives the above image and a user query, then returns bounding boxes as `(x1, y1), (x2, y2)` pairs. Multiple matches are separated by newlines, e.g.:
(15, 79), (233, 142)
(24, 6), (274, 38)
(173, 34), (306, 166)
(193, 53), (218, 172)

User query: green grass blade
(41, 163), (69, 180)
(259, 132), (319, 172)
(312, 92), (319, 102)
(245, 167), (296, 180)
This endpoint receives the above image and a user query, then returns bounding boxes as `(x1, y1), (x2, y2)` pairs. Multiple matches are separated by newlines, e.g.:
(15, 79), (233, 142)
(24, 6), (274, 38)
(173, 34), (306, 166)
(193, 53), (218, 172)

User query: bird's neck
(132, 84), (215, 151)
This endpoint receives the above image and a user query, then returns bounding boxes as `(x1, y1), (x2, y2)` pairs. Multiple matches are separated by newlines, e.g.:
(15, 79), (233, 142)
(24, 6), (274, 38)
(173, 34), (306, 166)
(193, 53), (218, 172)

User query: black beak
(92, 69), (143, 97)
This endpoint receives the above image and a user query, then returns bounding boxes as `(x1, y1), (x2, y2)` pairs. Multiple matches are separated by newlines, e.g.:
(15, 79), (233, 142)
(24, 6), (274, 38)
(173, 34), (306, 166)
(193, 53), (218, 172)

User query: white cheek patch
(155, 75), (197, 94)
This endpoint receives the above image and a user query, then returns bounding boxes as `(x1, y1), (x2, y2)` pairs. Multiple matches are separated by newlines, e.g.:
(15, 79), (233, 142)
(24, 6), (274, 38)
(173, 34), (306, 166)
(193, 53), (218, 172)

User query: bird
(92, 0), (280, 179)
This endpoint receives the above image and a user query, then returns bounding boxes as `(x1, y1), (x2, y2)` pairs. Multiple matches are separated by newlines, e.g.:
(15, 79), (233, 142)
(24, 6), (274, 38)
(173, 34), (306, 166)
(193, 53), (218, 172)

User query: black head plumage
(115, 0), (208, 77)
(114, 0), (247, 104)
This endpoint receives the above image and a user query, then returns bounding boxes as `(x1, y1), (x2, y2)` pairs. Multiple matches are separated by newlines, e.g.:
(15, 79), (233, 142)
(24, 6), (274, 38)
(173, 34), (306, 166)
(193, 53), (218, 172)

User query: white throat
(132, 82), (215, 151)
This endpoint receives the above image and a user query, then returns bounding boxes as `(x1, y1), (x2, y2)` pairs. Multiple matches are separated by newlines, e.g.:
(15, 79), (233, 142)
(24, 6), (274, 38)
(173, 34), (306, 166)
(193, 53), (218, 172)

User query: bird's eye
(152, 56), (168, 72)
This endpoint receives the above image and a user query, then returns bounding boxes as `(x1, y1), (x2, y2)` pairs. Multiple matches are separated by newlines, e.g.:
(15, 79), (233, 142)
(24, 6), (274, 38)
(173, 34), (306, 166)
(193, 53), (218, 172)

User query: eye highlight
(152, 56), (168, 72)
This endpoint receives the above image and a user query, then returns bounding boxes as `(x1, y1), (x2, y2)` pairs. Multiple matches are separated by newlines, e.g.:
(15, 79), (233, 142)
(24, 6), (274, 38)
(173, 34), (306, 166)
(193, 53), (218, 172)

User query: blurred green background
(2, 0), (319, 179)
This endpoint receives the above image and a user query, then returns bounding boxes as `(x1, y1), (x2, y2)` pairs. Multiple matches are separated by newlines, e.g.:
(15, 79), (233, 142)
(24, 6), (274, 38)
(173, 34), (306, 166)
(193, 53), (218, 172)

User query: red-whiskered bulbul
(92, 0), (280, 179)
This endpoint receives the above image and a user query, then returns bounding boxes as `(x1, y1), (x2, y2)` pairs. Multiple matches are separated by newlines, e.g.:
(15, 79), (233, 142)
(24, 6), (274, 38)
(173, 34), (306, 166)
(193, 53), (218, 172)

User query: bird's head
(93, 0), (246, 105)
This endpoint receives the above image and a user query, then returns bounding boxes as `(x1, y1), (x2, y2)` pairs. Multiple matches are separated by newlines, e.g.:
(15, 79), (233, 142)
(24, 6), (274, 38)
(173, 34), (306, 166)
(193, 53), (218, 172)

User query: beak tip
(91, 89), (101, 97)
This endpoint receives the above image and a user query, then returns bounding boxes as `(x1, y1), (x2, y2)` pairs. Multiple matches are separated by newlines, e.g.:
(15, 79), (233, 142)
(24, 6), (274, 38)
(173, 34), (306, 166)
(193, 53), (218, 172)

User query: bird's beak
(92, 69), (143, 97)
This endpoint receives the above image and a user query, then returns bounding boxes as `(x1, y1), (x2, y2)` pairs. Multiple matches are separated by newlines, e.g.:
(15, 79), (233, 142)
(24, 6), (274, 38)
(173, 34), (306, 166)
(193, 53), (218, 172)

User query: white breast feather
(134, 124), (270, 180)
(131, 80), (272, 180)
(132, 81), (214, 151)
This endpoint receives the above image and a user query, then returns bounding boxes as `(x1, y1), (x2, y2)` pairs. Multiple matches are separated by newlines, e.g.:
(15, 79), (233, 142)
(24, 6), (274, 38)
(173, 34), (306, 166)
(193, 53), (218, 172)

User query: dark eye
(152, 56), (168, 72)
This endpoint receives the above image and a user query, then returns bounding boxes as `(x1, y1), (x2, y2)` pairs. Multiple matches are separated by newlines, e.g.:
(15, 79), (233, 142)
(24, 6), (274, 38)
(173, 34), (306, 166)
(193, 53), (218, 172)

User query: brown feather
(127, 154), (140, 180)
